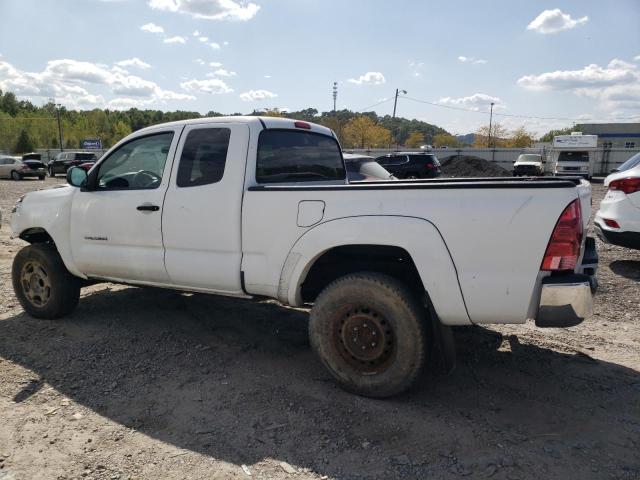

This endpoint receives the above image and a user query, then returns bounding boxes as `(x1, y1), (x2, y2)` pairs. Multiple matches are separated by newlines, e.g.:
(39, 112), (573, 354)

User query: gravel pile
(441, 155), (509, 177)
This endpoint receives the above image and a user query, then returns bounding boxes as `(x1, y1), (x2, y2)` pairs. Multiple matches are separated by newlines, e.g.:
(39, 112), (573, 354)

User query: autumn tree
(473, 123), (509, 148)
(405, 131), (425, 148)
(433, 133), (461, 148)
(343, 116), (391, 149)
(508, 126), (534, 148)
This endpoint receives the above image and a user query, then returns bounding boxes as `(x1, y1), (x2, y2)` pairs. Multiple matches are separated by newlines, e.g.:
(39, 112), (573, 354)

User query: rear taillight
(603, 218), (620, 229)
(426, 163), (435, 169)
(541, 199), (583, 272)
(609, 177), (640, 195)
(294, 121), (311, 130)
(21, 164), (30, 170)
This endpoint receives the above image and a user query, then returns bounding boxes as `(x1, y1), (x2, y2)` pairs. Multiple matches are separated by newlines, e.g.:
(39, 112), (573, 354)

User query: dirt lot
(0, 177), (638, 480)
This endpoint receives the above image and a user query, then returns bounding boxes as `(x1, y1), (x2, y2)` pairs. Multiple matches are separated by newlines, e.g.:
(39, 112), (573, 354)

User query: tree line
(0, 88), (562, 154)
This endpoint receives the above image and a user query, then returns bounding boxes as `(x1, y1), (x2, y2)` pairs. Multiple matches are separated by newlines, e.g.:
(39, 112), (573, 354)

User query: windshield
(517, 154), (541, 163)
(616, 152), (640, 172)
(558, 151), (589, 162)
(346, 159), (394, 181)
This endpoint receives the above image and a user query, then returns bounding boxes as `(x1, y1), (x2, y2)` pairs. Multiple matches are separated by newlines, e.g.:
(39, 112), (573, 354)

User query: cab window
(95, 132), (173, 190)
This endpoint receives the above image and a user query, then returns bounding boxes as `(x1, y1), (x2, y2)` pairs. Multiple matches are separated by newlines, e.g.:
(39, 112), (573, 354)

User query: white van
(551, 133), (598, 180)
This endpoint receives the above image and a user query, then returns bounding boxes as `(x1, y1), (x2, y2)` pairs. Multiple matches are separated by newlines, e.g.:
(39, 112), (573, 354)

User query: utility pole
(488, 102), (495, 148)
(332, 82), (338, 112)
(55, 104), (63, 152)
(391, 89), (407, 149)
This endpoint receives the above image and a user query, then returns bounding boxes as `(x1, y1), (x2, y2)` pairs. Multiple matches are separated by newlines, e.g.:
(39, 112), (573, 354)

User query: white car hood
(514, 161), (542, 167)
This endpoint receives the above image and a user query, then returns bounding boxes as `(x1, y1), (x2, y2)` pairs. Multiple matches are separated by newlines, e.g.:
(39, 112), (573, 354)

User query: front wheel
(309, 272), (428, 398)
(11, 171), (22, 181)
(12, 244), (81, 319)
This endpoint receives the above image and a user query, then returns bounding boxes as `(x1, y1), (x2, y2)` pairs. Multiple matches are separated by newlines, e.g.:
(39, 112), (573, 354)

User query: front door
(162, 123), (249, 293)
(69, 128), (182, 283)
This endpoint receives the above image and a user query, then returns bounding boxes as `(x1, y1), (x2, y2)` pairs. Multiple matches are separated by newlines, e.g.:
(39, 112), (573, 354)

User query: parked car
(594, 160), (640, 250)
(513, 154), (545, 177)
(48, 151), (98, 177)
(610, 151), (640, 174)
(0, 155), (46, 180)
(10, 116), (597, 398)
(419, 144), (432, 150)
(375, 152), (441, 179)
(343, 153), (395, 181)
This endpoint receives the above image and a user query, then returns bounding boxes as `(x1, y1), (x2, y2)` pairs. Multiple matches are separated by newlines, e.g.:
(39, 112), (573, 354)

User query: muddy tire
(12, 244), (81, 319)
(309, 272), (428, 398)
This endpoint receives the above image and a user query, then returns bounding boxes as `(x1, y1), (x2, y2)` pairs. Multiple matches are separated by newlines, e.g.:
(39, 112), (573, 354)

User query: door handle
(137, 204), (159, 212)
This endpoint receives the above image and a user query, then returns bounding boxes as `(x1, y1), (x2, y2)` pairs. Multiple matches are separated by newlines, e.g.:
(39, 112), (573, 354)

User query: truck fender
(278, 215), (471, 326)
(10, 189), (87, 280)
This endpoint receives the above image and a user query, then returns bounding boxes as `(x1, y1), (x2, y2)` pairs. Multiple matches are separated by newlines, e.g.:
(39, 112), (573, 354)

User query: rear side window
(76, 153), (97, 161)
(256, 130), (345, 183)
(177, 128), (230, 187)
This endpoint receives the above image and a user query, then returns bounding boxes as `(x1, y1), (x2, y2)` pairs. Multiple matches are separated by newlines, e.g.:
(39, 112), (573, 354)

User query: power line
(398, 94), (640, 122)
(356, 97), (393, 113)
(0, 116), (57, 120)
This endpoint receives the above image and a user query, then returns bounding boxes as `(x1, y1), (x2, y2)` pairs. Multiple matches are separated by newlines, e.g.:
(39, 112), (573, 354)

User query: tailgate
(576, 179), (592, 230)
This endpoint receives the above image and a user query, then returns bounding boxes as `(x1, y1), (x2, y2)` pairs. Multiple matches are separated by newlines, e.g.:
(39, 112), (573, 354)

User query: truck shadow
(609, 260), (640, 281)
(0, 285), (638, 478)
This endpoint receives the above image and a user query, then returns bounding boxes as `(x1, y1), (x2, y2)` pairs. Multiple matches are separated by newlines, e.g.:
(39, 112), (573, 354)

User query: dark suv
(375, 152), (441, 179)
(48, 151), (98, 177)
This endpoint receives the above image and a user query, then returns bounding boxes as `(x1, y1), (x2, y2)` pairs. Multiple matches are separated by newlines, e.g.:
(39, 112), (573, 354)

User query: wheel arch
(278, 215), (471, 325)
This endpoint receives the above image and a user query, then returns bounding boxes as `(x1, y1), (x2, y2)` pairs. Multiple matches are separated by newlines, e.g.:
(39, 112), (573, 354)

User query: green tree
(14, 129), (34, 153)
(343, 116), (391, 149)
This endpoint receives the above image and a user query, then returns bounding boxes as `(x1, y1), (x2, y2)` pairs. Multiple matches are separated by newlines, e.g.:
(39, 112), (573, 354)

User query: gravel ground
(0, 177), (638, 480)
(440, 156), (510, 177)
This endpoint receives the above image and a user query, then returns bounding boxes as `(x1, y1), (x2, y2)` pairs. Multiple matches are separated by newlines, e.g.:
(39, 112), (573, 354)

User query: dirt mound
(440, 155), (509, 177)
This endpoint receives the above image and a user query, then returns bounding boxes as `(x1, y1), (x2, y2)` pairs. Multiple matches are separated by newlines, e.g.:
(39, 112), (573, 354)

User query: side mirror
(67, 167), (88, 188)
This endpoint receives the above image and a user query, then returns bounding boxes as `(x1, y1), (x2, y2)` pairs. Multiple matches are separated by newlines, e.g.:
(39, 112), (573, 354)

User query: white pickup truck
(9, 116), (598, 397)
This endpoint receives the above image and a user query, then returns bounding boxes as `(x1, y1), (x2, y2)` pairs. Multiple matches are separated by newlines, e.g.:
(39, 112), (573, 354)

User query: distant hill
(456, 133), (475, 146)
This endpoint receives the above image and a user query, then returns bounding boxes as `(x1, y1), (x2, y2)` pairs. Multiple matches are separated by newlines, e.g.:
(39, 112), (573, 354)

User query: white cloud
(199, 36), (209, 42)
(195, 58), (206, 65)
(517, 59), (637, 91)
(347, 71), (386, 85)
(527, 9), (588, 34)
(438, 93), (502, 111)
(634, 55), (640, 62)
(164, 36), (187, 44)
(209, 61), (222, 67)
(116, 57), (151, 69)
(180, 78), (233, 94)
(0, 58), (194, 109)
(209, 42), (221, 50)
(148, 0), (260, 21)
(518, 59), (640, 111)
(213, 68), (236, 77)
(192, 30), (200, 36)
(264, 74), (271, 78)
(239, 89), (277, 101)
(458, 56), (487, 65)
(409, 61), (424, 78)
(140, 22), (164, 33)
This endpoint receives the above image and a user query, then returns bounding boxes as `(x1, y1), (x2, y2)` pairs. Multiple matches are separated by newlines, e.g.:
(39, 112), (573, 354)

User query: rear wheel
(12, 244), (81, 319)
(309, 272), (427, 398)
(11, 170), (22, 181)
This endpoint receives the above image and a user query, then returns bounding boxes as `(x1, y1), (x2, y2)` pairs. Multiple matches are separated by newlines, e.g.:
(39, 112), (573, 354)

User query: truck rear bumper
(536, 274), (595, 328)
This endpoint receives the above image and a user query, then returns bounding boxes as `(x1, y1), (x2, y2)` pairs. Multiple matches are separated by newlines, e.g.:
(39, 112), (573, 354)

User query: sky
(0, 0), (639, 135)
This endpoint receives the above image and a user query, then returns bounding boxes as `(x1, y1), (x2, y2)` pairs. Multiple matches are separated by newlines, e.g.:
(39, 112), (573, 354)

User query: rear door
(162, 123), (250, 293)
